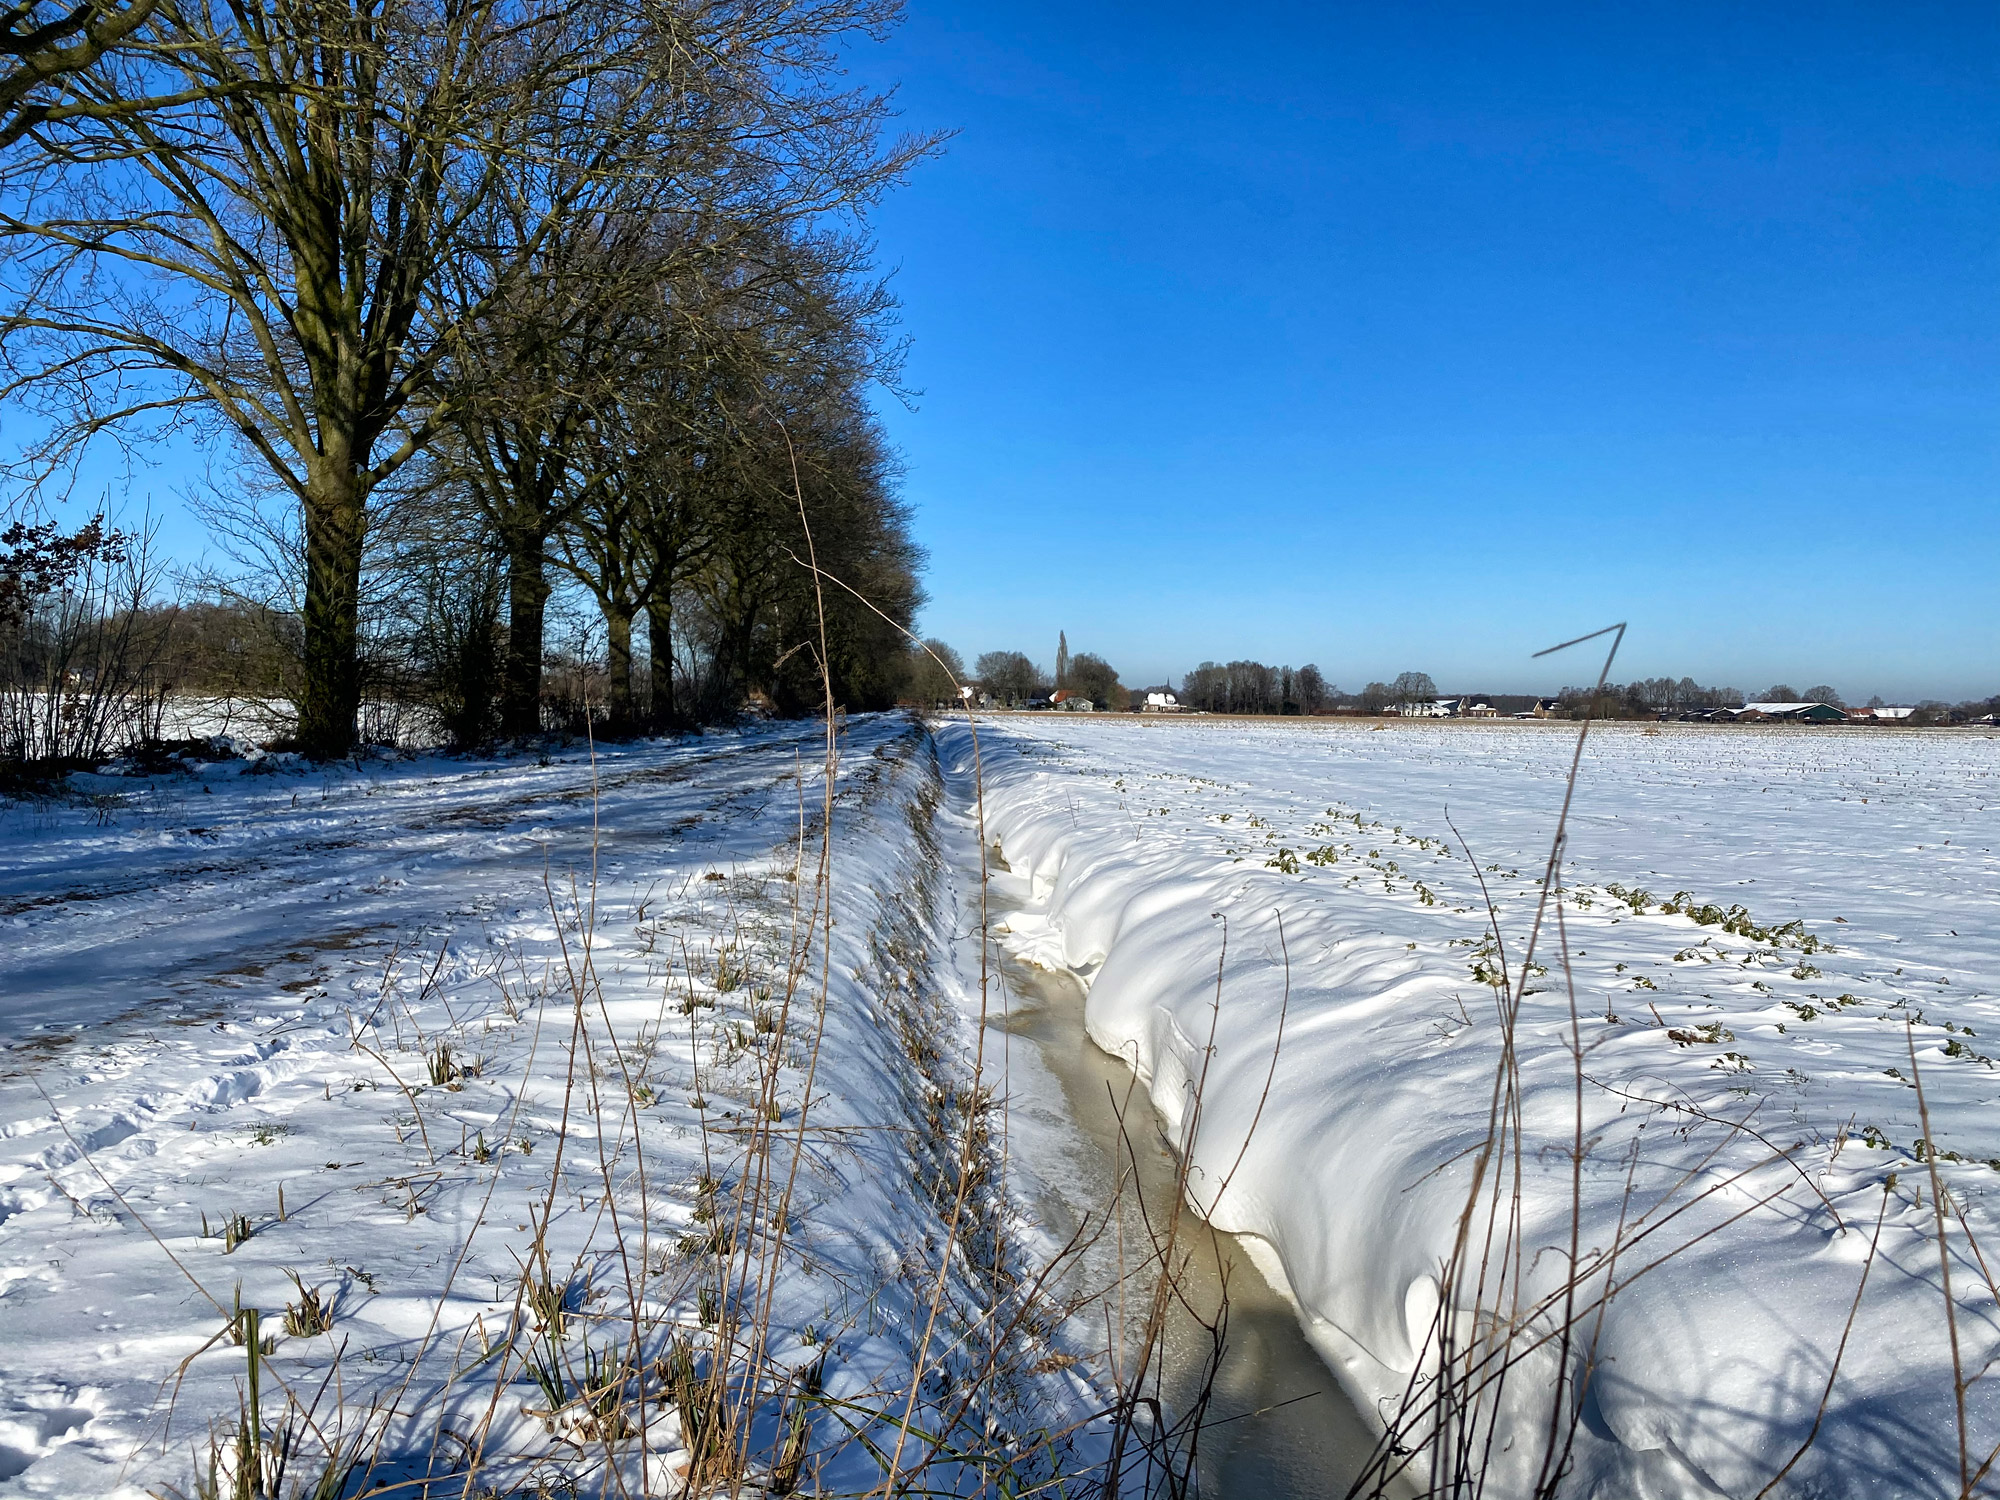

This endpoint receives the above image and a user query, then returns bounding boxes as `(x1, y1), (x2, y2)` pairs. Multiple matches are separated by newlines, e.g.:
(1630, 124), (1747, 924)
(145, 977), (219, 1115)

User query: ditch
(983, 878), (1387, 1497)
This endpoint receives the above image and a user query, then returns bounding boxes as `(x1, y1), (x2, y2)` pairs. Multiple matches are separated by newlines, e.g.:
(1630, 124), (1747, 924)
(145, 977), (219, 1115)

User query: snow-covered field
(953, 715), (1999, 1499)
(0, 721), (1091, 1498)
(4, 713), (1996, 1498)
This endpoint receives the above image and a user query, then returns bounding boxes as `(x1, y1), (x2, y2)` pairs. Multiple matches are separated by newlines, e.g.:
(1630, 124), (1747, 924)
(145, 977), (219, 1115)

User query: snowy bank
(944, 717), (2000, 1499)
(0, 718), (1091, 1496)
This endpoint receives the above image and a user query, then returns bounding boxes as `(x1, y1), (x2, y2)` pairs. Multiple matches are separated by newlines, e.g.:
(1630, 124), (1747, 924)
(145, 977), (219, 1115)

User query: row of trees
(1550, 677), (1747, 719)
(890, 645), (1137, 711)
(968, 647), (1126, 709)
(1178, 660), (1330, 715)
(1760, 684), (1843, 706)
(1560, 681), (2000, 723)
(893, 643), (1999, 726)
(0, 0), (935, 757)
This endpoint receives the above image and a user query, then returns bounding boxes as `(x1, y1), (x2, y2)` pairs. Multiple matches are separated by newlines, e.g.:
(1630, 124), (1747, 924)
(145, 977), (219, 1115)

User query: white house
(1143, 691), (1181, 712)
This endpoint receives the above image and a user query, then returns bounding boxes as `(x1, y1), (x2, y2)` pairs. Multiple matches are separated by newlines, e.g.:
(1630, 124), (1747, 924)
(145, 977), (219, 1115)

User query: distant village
(983, 691), (1992, 727)
(916, 635), (1999, 728)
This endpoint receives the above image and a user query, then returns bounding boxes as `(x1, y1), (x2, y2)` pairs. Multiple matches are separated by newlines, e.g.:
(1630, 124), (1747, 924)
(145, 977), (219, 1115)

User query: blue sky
(859, 2), (2000, 699)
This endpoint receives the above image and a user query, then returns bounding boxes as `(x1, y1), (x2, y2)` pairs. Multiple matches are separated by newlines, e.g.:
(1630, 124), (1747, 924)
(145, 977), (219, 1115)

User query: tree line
(1559, 680), (2000, 723)
(903, 650), (1999, 725)
(0, 0), (936, 761)
(1178, 660), (1329, 715)
(894, 642), (1133, 711)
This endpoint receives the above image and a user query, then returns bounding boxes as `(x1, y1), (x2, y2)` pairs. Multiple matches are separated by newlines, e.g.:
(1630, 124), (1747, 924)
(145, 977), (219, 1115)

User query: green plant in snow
(1604, 882), (1655, 914)
(425, 1038), (476, 1087)
(1667, 1021), (1730, 1047)
(1658, 891), (1834, 952)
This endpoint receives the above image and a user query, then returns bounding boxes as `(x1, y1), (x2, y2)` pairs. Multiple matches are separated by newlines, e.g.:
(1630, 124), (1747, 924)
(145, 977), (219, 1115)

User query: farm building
(1737, 702), (1848, 723)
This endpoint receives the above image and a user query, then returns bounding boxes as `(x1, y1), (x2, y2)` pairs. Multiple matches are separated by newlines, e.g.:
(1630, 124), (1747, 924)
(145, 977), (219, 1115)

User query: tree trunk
(501, 522), (549, 738)
(646, 594), (676, 732)
(714, 597), (761, 717)
(297, 472), (366, 758)
(604, 602), (633, 730)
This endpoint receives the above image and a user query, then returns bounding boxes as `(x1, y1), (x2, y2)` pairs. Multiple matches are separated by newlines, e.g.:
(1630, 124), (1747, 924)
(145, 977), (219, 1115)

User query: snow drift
(944, 716), (2000, 1499)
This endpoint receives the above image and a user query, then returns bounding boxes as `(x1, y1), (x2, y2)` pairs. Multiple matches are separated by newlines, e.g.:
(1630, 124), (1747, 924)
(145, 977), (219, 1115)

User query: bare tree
(1, 0), (931, 755)
(552, 441), (650, 729)
(1391, 669), (1437, 707)
(634, 379), (723, 732)
(631, 222), (906, 730)
(444, 37), (933, 735)
(439, 228), (643, 736)
(902, 636), (962, 706)
(1, 510), (175, 764)
(1, 0), (614, 752)
(1066, 649), (1121, 708)
(0, 0), (162, 147)
(375, 499), (505, 749)
(1295, 661), (1329, 714)
(1179, 661), (1225, 713)
(974, 649), (1041, 706)
(1176, 658), (1284, 713)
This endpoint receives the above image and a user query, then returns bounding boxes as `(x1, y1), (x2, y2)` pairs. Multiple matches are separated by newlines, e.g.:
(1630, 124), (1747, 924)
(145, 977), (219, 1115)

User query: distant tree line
(947, 646), (1129, 710)
(1761, 684), (1842, 706)
(1552, 677), (1746, 719)
(1179, 660), (1330, 715)
(973, 650), (1043, 706)
(918, 652), (2000, 729)
(1547, 680), (2000, 723)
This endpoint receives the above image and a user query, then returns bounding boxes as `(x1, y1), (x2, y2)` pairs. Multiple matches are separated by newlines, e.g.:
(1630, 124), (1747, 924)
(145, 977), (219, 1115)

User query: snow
(0, 719), (1093, 1497)
(5, 709), (1996, 1498)
(943, 715), (2000, 1499)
